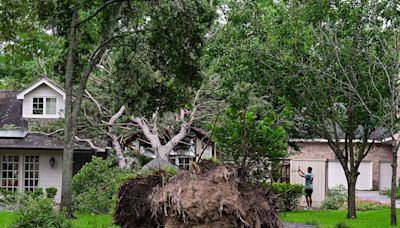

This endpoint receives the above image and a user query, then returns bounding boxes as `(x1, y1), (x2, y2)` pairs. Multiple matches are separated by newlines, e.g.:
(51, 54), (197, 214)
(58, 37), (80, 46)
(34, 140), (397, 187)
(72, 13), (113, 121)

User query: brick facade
(288, 141), (397, 190)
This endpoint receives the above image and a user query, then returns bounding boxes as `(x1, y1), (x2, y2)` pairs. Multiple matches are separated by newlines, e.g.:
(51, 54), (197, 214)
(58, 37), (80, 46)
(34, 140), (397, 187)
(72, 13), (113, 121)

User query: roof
(0, 91), (27, 129)
(0, 133), (91, 151)
(16, 78), (66, 100)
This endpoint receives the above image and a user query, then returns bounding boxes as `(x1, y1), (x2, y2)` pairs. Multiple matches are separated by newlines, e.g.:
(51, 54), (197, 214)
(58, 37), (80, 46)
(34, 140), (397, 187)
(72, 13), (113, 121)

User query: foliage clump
(72, 157), (131, 214)
(321, 185), (347, 210)
(261, 182), (303, 211)
(12, 198), (71, 228)
(45, 187), (57, 200)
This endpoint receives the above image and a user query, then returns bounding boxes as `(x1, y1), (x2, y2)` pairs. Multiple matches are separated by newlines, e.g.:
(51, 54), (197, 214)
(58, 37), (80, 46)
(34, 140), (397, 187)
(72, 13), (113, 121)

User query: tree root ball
(114, 164), (283, 228)
(114, 172), (164, 228)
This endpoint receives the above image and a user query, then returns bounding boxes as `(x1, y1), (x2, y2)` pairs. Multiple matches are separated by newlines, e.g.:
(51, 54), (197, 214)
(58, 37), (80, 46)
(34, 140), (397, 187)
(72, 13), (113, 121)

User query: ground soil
(114, 172), (164, 228)
(114, 162), (282, 228)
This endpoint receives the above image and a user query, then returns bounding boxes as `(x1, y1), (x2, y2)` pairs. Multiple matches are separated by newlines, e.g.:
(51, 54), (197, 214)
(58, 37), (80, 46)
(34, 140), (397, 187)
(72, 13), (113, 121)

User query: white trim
(17, 78), (65, 100)
(30, 96), (58, 118)
(290, 137), (391, 144)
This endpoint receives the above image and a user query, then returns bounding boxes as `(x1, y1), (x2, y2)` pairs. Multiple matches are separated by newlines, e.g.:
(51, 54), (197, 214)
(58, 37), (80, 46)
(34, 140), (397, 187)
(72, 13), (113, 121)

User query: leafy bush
(12, 198), (71, 228)
(305, 219), (319, 226)
(380, 187), (400, 199)
(266, 182), (303, 211)
(356, 199), (389, 211)
(73, 157), (131, 214)
(45, 187), (57, 200)
(334, 221), (350, 228)
(29, 188), (44, 198)
(321, 185), (347, 210)
(0, 189), (42, 211)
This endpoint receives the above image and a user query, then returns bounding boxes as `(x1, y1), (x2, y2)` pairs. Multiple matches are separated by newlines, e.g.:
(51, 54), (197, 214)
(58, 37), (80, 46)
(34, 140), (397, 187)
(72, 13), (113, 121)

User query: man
(298, 166), (314, 208)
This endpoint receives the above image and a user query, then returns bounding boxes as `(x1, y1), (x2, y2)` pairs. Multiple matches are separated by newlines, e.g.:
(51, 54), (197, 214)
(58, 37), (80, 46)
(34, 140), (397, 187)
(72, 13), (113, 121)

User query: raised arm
(297, 166), (305, 177)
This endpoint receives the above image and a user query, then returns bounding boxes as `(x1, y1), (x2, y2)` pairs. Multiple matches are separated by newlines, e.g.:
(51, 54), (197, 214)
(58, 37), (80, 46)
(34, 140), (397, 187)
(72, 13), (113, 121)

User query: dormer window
(33, 97), (57, 115)
(33, 98), (43, 114)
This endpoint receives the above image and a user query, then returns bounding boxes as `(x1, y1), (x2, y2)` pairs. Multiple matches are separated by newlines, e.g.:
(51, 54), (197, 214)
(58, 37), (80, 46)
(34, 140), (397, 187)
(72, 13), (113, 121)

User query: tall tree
(204, 0), (391, 219)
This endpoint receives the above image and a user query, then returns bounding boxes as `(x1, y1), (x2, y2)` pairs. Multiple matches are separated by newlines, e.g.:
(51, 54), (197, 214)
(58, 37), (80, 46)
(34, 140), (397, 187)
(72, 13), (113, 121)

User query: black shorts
(305, 189), (313, 197)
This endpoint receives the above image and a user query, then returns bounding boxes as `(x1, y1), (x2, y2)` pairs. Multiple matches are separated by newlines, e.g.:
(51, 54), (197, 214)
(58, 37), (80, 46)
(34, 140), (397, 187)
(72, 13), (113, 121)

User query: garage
(328, 161), (372, 190)
(380, 162), (392, 190)
(290, 159), (327, 207)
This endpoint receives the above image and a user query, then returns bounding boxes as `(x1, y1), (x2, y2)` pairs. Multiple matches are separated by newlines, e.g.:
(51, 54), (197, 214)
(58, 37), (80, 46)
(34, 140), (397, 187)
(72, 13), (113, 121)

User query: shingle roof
(0, 133), (90, 151)
(0, 91), (27, 129)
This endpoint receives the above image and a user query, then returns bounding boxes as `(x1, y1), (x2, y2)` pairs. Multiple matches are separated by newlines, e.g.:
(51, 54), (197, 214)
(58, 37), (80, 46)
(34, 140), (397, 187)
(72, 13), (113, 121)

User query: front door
(1, 155), (20, 191)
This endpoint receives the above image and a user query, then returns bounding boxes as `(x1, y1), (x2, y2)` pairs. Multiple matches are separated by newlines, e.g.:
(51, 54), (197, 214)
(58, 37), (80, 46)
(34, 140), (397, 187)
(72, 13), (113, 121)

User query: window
(33, 98), (44, 114)
(46, 98), (56, 115)
(32, 97), (57, 115)
(279, 160), (290, 183)
(170, 157), (194, 170)
(24, 156), (39, 192)
(1, 155), (19, 191)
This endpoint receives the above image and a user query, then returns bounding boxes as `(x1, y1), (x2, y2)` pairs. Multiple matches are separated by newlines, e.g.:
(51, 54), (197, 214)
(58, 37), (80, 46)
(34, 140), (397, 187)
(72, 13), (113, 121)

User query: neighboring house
(0, 78), (94, 203)
(287, 138), (396, 206)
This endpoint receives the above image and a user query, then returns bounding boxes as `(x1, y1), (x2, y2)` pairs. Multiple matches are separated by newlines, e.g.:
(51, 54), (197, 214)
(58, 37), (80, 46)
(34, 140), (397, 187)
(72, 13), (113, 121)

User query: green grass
(0, 212), (118, 228)
(280, 209), (400, 228)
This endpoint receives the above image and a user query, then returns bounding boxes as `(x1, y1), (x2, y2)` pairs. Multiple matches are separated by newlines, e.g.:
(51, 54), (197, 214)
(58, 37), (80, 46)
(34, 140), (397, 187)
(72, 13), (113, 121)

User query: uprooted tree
(80, 73), (224, 170)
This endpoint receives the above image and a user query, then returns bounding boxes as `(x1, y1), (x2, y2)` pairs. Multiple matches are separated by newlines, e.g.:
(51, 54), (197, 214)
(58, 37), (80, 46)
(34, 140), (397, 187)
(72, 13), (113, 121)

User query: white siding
(22, 84), (65, 119)
(195, 138), (215, 160)
(380, 162), (392, 190)
(0, 149), (63, 203)
(290, 159), (326, 207)
(327, 161), (372, 190)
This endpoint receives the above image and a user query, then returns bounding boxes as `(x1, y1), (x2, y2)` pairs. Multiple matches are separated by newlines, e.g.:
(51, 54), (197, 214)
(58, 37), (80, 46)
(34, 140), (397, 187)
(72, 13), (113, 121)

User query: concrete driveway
(356, 191), (400, 208)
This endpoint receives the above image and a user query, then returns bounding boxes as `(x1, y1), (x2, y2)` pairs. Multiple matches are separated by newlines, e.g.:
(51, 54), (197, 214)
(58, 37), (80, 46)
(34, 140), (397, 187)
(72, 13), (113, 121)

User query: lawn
(0, 212), (118, 228)
(280, 209), (400, 228)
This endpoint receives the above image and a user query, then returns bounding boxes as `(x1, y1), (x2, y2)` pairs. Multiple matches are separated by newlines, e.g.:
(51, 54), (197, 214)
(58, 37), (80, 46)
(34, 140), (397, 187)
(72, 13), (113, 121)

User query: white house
(0, 78), (93, 203)
(0, 78), (217, 202)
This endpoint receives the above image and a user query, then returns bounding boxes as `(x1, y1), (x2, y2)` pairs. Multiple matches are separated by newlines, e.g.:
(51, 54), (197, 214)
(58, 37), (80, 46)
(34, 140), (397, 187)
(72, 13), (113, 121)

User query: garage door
(328, 161), (372, 190)
(380, 162), (392, 190)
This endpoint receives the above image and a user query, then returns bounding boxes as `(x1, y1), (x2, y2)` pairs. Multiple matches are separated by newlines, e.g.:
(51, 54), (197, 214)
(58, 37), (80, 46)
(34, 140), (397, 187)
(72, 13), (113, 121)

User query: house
(0, 78), (217, 203)
(0, 78), (94, 203)
(287, 138), (397, 206)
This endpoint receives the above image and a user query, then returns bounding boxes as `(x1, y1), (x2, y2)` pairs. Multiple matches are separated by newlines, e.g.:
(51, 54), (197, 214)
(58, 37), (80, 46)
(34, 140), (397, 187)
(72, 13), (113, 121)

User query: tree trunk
(112, 136), (128, 169)
(346, 175), (357, 219)
(391, 141), (398, 226)
(61, 5), (78, 217)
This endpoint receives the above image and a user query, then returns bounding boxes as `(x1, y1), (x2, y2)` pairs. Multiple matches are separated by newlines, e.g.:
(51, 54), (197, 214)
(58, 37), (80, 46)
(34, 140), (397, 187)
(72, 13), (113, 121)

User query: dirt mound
(114, 164), (282, 228)
(151, 165), (282, 228)
(114, 172), (164, 228)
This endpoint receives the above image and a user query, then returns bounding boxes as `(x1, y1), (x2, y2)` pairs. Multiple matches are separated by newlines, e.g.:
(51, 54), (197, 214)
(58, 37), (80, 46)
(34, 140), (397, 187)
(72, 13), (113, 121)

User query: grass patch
(0, 211), (118, 228)
(280, 209), (400, 227)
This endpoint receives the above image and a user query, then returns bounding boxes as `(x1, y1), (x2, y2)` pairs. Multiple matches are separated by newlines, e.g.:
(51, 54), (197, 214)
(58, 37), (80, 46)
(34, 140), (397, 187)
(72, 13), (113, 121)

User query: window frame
(0, 155), (41, 192)
(32, 97), (57, 116)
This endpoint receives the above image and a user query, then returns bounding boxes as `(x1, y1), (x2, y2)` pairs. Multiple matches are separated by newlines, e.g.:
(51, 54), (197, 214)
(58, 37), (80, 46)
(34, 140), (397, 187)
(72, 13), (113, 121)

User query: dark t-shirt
(304, 173), (314, 190)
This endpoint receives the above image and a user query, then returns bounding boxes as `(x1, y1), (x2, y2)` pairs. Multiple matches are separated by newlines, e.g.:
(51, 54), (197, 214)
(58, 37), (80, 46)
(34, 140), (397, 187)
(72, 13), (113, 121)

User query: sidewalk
(356, 191), (400, 208)
(283, 222), (317, 228)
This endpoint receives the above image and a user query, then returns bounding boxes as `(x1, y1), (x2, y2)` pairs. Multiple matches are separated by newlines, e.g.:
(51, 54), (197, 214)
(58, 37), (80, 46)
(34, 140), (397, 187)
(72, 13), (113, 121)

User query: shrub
(45, 187), (57, 200)
(72, 156), (131, 214)
(0, 189), (40, 211)
(334, 221), (350, 228)
(380, 187), (400, 199)
(356, 199), (389, 211)
(30, 188), (44, 198)
(12, 198), (71, 228)
(305, 219), (319, 226)
(267, 182), (303, 211)
(321, 185), (347, 210)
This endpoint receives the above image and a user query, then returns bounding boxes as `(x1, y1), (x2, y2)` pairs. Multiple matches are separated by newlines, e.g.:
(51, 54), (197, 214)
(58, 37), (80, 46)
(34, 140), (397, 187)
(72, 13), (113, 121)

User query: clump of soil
(151, 165), (282, 228)
(114, 163), (282, 228)
(114, 172), (164, 228)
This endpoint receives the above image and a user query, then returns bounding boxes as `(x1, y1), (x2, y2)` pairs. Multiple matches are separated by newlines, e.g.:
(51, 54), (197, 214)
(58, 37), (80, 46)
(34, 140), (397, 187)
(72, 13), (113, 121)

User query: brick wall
(288, 141), (395, 190)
